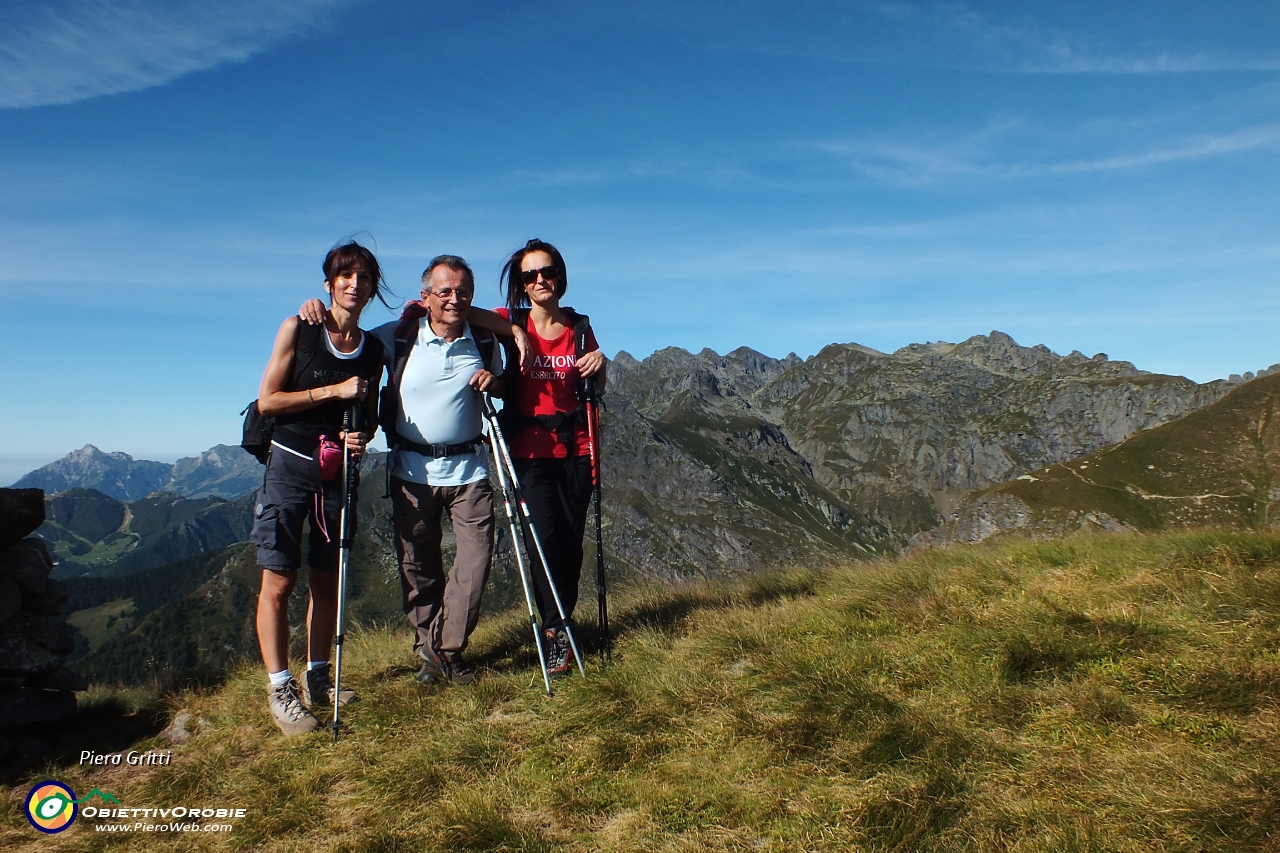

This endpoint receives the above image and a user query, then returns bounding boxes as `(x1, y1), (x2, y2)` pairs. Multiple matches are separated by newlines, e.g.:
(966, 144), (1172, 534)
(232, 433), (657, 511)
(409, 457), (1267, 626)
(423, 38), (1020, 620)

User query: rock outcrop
(0, 488), (86, 761)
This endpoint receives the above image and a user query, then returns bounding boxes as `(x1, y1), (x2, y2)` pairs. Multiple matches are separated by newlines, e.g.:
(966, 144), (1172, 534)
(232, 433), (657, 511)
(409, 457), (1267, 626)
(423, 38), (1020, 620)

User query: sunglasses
(519, 265), (559, 285)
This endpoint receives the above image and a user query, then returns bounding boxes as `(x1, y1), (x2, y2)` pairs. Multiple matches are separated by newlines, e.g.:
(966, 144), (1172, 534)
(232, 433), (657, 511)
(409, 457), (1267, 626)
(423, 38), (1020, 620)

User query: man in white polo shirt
(370, 255), (503, 685)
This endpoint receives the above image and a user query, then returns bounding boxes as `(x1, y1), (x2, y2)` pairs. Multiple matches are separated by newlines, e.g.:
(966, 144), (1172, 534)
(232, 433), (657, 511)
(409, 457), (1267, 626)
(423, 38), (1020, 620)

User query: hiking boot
(303, 664), (357, 707)
(415, 650), (444, 684)
(268, 678), (319, 736)
(543, 627), (574, 678)
(439, 654), (477, 686)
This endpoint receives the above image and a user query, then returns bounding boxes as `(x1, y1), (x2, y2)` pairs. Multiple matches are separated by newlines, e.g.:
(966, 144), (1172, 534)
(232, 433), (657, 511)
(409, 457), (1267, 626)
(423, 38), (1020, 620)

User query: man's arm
(469, 307), (529, 371)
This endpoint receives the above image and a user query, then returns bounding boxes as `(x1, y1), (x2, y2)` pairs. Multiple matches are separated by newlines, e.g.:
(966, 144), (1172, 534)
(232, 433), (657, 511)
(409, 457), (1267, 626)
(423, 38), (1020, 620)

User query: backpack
(240, 321), (324, 463)
(497, 308), (593, 448)
(378, 308), (498, 452)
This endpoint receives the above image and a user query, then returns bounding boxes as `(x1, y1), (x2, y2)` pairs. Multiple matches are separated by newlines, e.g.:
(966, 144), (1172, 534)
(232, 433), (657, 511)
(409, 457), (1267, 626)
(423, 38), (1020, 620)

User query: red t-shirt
(496, 307), (600, 458)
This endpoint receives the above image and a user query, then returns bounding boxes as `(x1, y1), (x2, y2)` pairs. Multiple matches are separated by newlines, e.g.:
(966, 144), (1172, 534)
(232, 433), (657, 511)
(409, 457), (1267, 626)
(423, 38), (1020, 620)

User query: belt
(271, 424), (318, 456)
(396, 436), (483, 458)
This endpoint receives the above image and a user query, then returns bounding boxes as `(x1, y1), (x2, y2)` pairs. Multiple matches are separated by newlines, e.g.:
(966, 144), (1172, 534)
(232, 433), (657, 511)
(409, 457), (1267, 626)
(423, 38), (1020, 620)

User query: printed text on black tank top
(311, 368), (356, 383)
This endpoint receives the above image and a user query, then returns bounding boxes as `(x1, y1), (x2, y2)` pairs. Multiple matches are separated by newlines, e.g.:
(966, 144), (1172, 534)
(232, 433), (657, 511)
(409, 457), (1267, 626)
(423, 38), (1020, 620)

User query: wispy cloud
(873, 1), (1280, 74)
(650, 1), (1280, 75)
(820, 122), (1280, 186)
(0, 0), (353, 109)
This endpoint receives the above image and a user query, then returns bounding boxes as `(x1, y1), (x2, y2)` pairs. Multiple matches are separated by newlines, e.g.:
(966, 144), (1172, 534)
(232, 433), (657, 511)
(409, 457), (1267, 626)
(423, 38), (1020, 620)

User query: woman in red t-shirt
(495, 239), (606, 678)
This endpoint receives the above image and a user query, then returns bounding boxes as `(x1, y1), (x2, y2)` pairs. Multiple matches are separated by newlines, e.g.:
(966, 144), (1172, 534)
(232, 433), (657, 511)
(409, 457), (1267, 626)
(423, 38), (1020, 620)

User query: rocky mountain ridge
(601, 331), (1259, 573)
(18, 332), (1278, 584)
(14, 444), (260, 502)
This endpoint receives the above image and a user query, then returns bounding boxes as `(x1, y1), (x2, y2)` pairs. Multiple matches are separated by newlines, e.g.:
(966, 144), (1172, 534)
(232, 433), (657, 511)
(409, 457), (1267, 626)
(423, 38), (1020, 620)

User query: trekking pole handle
(344, 402), (363, 433)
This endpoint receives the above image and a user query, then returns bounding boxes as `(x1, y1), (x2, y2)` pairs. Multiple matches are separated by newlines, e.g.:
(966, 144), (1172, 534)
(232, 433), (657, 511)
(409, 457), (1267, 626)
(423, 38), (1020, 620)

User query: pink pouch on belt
(318, 435), (342, 481)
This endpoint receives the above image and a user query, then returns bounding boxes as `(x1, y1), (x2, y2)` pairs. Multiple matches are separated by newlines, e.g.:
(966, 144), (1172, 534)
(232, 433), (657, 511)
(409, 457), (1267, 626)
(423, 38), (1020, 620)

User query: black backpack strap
(380, 314), (422, 454)
(392, 314), (421, 385)
(497, 309), (530, 435)
(474, 326), (497, 372)
(564, 309), (601, 405)
(553, 309), (594, 451)
(564, 309), (591, 361)
(290, 319), (324, 390)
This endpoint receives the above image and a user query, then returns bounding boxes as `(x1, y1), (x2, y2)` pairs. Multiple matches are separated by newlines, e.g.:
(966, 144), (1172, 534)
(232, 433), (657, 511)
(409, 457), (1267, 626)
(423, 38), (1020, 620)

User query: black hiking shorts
(249, 445), (357, 573)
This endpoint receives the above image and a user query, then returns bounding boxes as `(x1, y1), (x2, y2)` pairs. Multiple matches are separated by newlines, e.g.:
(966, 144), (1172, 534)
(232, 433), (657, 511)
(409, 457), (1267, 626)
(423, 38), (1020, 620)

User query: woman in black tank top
(249, 240), (387, 736)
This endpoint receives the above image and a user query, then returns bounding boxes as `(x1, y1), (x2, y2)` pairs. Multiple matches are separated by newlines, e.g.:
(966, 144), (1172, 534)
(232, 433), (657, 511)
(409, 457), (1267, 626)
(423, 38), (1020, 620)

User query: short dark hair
(322, 240), (393, 308)
(422, 255), (475, 293)
(500, 238), (567, 313)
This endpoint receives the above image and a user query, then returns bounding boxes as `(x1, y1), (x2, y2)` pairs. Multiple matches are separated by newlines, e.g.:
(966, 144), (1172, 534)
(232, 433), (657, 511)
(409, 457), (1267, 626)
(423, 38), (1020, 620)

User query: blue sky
(3, 0), (1278, 483)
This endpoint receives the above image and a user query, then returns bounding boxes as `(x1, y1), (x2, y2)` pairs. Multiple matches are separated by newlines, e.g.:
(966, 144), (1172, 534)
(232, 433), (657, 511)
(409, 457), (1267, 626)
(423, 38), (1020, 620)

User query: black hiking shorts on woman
(249, 445), (356, 573)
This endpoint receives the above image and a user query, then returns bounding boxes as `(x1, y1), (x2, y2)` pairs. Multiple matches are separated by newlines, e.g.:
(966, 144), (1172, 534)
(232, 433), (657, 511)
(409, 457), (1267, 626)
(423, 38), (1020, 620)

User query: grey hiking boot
(439, 653), (477, 685)
(543, 627), (574, 678)
(303, 664), (358, 707)
(415, 650), (443, 684)
(268, 678), (319, 736)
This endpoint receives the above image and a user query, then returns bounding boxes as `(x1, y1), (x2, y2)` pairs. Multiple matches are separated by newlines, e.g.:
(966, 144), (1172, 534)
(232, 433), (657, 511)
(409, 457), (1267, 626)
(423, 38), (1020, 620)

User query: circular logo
(25, 781), (77, 834)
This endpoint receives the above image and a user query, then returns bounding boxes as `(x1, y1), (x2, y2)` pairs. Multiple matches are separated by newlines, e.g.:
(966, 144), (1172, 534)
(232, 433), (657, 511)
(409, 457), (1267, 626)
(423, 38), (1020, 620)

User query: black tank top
(275, 321), (383, 445)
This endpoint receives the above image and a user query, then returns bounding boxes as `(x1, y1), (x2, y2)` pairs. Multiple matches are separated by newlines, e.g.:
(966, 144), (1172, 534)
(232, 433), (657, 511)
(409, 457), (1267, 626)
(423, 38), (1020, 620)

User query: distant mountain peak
(887, 330), (1146, 380)
(15, 444), (260, 502)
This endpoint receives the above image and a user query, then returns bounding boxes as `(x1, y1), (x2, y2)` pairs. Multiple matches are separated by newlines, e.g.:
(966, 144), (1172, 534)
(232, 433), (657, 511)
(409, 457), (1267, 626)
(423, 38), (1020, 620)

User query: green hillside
(5, 531), (1277, 851)
(58, 490), (537, 687)
(39, 489), (253, 578)
(924, 373), (1280, 545)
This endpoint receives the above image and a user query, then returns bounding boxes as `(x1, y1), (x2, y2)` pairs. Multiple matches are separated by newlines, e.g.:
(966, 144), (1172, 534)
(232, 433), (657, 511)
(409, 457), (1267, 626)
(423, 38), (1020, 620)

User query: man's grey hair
(422, 255), (475, 291)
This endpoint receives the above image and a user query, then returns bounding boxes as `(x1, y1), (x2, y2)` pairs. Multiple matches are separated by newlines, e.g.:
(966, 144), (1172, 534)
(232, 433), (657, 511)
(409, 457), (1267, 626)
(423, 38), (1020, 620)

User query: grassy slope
(986, 374), (1280, 532)
(4, 531), (1278, 852)
(65, 599), (135, 652)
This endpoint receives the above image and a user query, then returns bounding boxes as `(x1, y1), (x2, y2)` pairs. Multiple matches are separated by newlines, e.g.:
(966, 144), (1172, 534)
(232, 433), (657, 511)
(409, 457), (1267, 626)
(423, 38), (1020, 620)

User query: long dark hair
(323, 239), (395, 309)
(500, 238), (567, 313)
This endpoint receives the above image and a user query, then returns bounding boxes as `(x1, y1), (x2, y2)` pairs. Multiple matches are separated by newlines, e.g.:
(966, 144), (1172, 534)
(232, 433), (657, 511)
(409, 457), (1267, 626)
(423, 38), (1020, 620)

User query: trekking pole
(331, 403), (361, 742)
(582, 376), (610, 665)
(481, 396), (554, 697)
(482, 397), (588, 679)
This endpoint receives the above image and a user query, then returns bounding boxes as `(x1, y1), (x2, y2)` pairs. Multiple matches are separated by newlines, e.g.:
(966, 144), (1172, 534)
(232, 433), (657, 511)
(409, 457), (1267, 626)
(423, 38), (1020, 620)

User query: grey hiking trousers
(391, 475), (494, 658)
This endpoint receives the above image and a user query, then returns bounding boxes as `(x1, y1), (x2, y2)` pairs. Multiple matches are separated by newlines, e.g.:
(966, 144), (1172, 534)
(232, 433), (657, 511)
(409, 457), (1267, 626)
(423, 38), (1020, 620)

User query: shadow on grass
(0, 692), (168, 784)
(859, 768), (969, 851)
(466, 569), (825, 674)
(1185, 769), (1280, 852)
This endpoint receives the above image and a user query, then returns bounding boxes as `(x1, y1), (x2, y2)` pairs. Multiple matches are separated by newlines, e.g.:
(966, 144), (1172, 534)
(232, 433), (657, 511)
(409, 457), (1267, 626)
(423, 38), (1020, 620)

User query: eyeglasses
(519, 266), (558, 285)
(426, 288), (473, 302)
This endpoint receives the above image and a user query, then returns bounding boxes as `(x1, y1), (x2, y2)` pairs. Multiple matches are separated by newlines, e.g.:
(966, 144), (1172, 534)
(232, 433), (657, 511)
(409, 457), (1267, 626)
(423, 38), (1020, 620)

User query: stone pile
(0, 487), (86, 760)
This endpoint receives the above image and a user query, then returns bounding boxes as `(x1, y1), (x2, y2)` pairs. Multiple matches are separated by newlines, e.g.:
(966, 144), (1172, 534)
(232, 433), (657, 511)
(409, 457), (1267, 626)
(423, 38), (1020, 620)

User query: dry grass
(3, 530), (1278, 851)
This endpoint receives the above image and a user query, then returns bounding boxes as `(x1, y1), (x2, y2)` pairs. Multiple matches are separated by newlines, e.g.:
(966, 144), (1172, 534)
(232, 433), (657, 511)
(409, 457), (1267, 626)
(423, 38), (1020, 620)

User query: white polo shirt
(371, 318), (502, 486)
